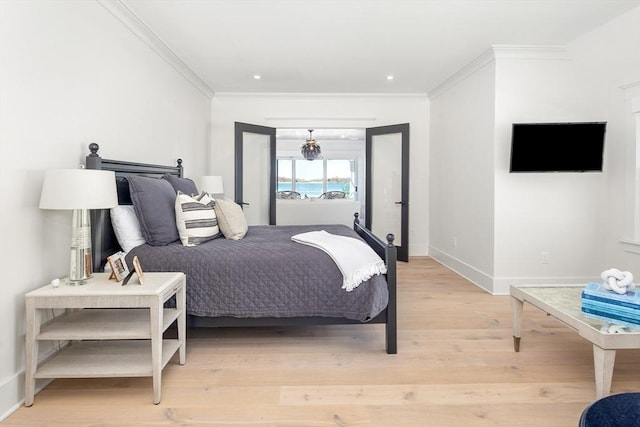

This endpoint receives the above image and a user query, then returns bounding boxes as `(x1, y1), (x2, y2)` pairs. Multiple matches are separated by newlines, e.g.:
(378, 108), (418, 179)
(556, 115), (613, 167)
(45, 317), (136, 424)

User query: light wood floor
(5, 257), (639, 426)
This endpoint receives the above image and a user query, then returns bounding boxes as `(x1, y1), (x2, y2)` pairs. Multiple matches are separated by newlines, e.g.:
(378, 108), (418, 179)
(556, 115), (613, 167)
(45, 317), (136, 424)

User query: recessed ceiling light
(253, 75), (261, 80)
(386, 75), (394, 81)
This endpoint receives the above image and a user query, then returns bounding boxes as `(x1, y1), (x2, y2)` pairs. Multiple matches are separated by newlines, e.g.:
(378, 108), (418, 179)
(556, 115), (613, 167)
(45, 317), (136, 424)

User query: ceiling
(122, 0), (639, 94)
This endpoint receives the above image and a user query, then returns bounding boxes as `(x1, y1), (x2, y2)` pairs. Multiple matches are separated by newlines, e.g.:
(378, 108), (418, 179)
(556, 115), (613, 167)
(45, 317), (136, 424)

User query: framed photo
(107, 252), (130, 282)
(132, 256), (144, 285)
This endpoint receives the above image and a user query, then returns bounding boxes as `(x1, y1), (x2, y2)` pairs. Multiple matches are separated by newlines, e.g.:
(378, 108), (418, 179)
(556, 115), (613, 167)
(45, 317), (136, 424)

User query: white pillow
(213, 198), (248, 240)
(175, 192), (220, 246)
(110, 205), (146, 253)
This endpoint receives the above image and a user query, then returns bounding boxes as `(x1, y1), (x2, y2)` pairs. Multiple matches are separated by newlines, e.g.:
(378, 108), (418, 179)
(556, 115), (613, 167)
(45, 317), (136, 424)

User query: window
(277, 158), (357, 199)
(276, 159), (293, 192)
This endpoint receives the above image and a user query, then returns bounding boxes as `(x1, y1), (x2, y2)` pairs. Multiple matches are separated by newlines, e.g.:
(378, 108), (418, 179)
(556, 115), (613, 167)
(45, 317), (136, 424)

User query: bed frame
(85, 143), (397, 354)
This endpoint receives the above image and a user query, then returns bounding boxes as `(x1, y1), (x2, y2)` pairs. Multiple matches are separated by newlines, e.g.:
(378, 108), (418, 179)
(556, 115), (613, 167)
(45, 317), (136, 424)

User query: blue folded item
(581, 282), (640, 328)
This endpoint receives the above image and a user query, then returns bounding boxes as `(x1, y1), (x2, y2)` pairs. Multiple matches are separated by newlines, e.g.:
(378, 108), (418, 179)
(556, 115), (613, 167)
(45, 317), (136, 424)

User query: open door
(365, 123), (409, 262)
(234, 122), (276, 225)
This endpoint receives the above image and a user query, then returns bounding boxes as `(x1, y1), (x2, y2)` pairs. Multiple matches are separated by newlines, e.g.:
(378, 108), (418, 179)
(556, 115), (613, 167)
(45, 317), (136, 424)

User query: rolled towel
(601, 268), (636, 295)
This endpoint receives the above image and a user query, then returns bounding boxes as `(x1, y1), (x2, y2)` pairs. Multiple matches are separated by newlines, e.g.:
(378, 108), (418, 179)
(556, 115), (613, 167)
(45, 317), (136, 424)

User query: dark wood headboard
(85, 143), (183, 271)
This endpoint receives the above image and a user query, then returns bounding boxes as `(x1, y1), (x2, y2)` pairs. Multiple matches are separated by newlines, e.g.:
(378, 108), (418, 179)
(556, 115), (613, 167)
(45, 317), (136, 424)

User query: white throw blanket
(291, 230), (387, 291)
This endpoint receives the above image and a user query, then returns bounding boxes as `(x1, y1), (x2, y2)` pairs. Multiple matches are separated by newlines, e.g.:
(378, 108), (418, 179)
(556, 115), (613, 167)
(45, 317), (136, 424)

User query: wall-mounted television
(509, 122), (606, 173)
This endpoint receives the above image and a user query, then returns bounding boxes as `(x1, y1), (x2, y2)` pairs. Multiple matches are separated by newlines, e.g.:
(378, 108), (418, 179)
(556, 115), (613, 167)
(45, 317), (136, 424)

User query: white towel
(291, 230), (387, 291)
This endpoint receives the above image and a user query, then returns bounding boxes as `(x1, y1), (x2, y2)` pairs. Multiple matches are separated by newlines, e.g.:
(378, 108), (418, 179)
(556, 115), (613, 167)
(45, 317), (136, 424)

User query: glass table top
(514, 285), (640, 333)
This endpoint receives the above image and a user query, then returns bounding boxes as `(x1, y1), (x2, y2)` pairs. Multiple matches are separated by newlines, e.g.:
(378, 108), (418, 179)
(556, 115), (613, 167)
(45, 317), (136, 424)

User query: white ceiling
(122, 0), (639, 94)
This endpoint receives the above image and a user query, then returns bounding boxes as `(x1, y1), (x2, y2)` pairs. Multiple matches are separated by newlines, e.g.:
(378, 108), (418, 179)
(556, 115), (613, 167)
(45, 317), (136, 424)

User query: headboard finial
(88, 143), (100, 157)
(386, 233), (395, 247)
(177, 158), (183, 177)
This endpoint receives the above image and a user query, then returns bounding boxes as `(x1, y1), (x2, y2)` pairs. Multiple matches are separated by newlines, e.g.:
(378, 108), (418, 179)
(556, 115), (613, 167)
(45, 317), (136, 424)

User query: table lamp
(39, 168), (118, 285)
(199, 175), (224, 196)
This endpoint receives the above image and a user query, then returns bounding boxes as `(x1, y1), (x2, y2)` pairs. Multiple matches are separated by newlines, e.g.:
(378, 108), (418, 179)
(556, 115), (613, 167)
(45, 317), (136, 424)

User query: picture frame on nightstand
(107, 252), (129, 282)
(123, 256), (144, 286)
(132, 255), (144, 285)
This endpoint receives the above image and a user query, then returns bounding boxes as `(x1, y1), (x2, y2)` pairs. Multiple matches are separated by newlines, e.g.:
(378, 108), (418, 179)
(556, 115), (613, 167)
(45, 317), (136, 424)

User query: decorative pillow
(174, 192), (220, 246)
(127, 175), (179, 246)
(110, 205), (146, 253)
(214, 198), (248, 240)
(163, 174), (198, 196)
(195, 191), (215, 207)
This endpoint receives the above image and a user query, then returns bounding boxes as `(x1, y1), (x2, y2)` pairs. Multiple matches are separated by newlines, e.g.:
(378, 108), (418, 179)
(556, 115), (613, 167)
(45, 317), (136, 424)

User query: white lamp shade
(39, 169), (118, 210)
(199, 175), (224, 194)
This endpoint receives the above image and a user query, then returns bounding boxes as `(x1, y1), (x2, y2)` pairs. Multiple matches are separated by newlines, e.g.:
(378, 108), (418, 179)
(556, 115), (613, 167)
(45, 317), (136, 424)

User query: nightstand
(24, 272), (186, 405)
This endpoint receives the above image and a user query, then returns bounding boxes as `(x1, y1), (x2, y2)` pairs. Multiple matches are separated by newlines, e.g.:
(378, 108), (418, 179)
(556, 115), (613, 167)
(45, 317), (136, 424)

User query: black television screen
(509, 122), (606, 172)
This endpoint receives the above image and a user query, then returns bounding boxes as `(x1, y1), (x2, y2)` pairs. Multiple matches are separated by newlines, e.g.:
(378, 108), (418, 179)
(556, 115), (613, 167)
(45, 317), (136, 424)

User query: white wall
(210, 93), (430, 255)
(0, 1), (210, 418)
(429, 57), (496, 289)
(429, 44), (620, 294)
(565, 6), (640, 276)
(493, 52), (608, 292)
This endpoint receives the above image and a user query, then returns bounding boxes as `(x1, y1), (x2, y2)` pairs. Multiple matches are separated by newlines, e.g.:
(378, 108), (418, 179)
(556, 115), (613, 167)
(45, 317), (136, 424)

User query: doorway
(234, 122), (276, 225)
(366, 123), (410, 262)
(234, 122), (410, 261)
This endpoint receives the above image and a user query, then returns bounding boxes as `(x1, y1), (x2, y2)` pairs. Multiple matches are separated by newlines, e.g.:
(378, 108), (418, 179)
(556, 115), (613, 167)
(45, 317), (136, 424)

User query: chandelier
(301, 129), (321, 161)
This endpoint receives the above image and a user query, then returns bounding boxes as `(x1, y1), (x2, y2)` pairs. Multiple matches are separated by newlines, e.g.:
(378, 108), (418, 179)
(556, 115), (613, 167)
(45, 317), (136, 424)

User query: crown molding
(97, 0), (214, 99)
(212, 92), (428, 100)
(491, 45), (569, 60)
(429, 45), (569, 99)
(428, 48), (496, 99)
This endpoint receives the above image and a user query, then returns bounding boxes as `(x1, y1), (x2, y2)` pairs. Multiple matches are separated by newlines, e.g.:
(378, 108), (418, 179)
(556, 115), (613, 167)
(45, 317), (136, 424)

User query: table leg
(511, 296), (523, 352)
(24, 301), (41, 407)
(150, 300), (162, 405)
(593, 345), (616, 398)
(176, 281), (186, 365)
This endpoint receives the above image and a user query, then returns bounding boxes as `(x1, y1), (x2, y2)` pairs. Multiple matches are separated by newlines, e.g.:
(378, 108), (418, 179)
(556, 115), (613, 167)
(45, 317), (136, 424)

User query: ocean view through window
(277, 158), (356, 199)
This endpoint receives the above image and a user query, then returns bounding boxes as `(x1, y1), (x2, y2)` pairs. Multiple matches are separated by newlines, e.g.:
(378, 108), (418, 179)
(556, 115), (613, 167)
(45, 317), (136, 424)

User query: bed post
(85, 143), (110, 272)
(177, 159), (184, 177)
(86, 142), (102, 170)
(353, 213), (398, 354)
(384, 233), (397, 354)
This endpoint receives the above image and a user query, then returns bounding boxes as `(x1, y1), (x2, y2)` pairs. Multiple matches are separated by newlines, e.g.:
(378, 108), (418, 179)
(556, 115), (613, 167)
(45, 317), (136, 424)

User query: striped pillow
(174, 192), (220, 246)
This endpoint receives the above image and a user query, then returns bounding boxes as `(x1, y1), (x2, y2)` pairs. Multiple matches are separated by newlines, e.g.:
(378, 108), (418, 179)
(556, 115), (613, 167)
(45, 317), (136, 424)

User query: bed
(85, 144), (397, 354)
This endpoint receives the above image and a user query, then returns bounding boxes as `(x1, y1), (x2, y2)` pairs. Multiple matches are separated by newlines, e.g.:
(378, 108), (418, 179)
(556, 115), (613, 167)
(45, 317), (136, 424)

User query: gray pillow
(162, 174), (198, 195)
(128, 176), (179, 246)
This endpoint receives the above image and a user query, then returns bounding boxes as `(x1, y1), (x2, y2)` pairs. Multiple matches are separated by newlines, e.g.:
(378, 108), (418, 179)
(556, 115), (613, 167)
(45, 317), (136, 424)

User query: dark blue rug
(579, 393), (640, 426)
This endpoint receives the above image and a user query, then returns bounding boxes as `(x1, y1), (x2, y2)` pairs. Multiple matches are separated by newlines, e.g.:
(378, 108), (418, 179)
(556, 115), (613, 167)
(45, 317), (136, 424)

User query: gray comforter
(126, 224), (389, 322)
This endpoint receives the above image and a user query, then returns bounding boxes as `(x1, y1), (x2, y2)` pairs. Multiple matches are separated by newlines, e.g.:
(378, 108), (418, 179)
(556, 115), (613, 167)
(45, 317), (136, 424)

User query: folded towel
(291, 230), (387, 291)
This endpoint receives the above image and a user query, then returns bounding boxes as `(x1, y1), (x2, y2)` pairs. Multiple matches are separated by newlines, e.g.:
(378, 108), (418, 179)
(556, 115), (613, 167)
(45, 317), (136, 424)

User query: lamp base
(67, 277), (90, 286)
(69, 209), (93, 285)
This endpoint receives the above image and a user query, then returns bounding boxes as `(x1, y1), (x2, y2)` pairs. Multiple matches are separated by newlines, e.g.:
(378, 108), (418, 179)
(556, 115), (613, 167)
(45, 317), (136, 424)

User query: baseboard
(428, 246), (594, 295)
(0, 372), (24, 423)
(428, 246), (495, 293)
(0, 345), (62, 422)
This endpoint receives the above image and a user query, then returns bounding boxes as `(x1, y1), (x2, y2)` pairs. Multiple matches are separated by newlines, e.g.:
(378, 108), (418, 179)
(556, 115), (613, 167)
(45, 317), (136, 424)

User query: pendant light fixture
(301, 129), (321, 161)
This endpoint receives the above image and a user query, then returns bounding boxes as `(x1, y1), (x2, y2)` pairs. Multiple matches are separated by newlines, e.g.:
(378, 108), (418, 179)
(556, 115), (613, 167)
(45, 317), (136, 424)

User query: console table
(510, 285), (640, 398)
(25, 272), (186, 405)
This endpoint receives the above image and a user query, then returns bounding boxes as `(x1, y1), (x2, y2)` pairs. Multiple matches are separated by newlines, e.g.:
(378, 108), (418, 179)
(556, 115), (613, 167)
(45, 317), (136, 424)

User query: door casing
(234, 121), (276, 225)
(365, 123), (410, 262)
